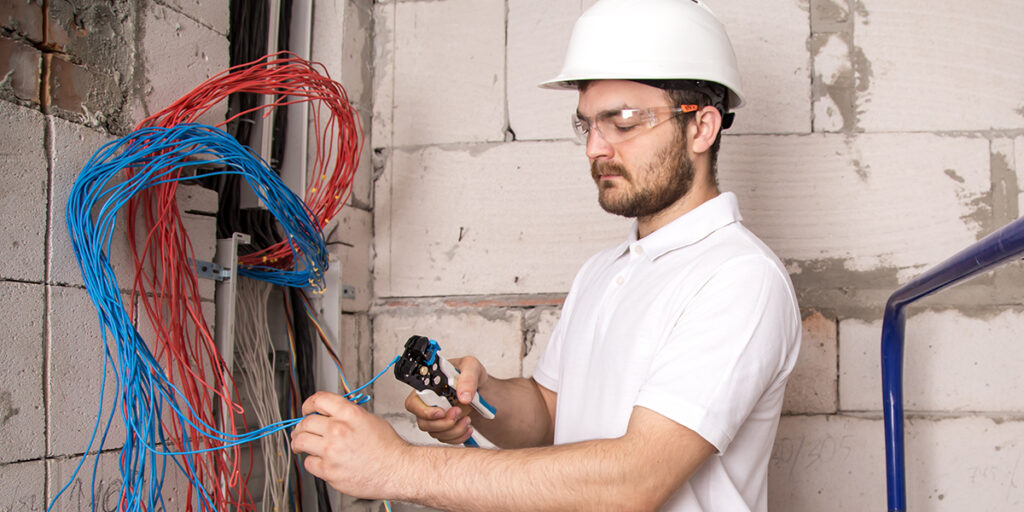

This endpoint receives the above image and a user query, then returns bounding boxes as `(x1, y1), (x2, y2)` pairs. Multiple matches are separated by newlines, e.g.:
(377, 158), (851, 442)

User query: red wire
(121, 51), (361, 511)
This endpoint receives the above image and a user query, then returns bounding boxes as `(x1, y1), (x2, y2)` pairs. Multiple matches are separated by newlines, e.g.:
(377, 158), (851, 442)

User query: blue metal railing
(881, 215), (1024, 511)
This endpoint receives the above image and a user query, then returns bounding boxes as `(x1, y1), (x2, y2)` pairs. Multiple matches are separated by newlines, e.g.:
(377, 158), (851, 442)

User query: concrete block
(329, 206), (372, 313)
(48, 116), (129, 288)
(810, 0), (851, 33)
(0, 459), (45, 512)
(157, 0), (229, 36)
(139, 4), (228, 127)
(47, 449), (195, 511)
(840, 308), (1024, 412)
(811, 31), (854, 133)
(771, 415), (1024, 510)
(374, 141), (631, 297)
(783, 311), (837, 414)
(0, 282), (45, 464)
(179, 203), (217, 301)
(47, 285), (125, 457)
(1, 0), (44, 42)
(769, 415), (884, 511)
(719, 133), (991, 283)
(1015, 136), (1024, 215)
(857, 0), (1024, 132)
(371, 1), (395, 150)
(371, 307), (523, 416)
(341, 312), (372, 387)
(506, 0), (592, 141)
(0, 36), (42, 103)
(0, 100), (46, 282)
(703, 0), (813, 134)
(523, 307), (560, 379)
(350, 107), (373, 208)
(391, 0), (506, 146)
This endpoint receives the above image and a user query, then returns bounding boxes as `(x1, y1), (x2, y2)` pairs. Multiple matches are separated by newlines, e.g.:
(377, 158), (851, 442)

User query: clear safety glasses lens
(571, 105), (698, 145)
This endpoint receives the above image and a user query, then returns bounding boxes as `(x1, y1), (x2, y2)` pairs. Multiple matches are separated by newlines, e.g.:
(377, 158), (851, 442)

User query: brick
(391, 0), (506, 146)
(857, 0), (1024, 132)
(47, 285), (125, 456)
(138, 4), (228, 127)
(0, 36), (41, 103)
(48, 116), (130, 288)
(47, 449), (195, 511)
(840, 309), (1024, 412)
(769, 415), (884, 511)
(373, 141), (630, 297)
(329, 206), (372, 313)
(371, 307), (523, 416)
(0, 100), (46, 282)
(719, 133), (990, 282)
(0, 282), (45, 463)
(371, 1), (395, 150)
(783, 311), (838, 414)
(47, 54), (115, 118)
(350, 108), (373, 208)
(0, 459), (45, 511)
(693, 0), (813, 135)
(523, 307), (560, 379)
(1, 0), (44, 42)
(506, 0), (592, 141)
(157, 0), (229, 36)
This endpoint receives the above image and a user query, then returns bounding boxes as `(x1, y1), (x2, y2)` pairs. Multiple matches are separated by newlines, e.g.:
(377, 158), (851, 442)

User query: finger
(452, 357), (481, 405)
(302, 390), (353, 417)
(404, 392), (445, 420)
(291, 430), (328, 456)
(302, 455), (325, 479)
(416, 407), (464, 433)
(432, 416), (472, 444)
(293, 413), (331, 437)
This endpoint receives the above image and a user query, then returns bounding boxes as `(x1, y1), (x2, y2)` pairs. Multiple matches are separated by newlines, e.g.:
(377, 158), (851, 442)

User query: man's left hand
(290, 391), (412, 500)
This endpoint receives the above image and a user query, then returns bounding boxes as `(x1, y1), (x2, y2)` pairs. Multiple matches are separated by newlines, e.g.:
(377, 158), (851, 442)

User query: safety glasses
(572, 104), (698, 144)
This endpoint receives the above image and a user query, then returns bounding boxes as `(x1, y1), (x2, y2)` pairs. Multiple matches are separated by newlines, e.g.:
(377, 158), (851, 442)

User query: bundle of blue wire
(57, 123), (383, 511)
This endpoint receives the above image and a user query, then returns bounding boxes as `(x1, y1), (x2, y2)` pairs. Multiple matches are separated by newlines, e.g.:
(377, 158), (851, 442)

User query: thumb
(449, 356), (485, 405)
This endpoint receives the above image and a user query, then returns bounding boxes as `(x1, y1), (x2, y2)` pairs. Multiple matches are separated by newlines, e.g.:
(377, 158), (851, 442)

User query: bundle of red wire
(124, 51), (362, 511)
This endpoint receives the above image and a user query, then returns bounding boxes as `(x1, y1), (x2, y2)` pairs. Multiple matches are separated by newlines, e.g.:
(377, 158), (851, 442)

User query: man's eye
(611, 122), (639, 132)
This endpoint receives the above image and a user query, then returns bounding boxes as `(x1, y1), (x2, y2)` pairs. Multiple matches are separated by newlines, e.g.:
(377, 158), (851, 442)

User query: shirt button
(615, 276), (625, 285)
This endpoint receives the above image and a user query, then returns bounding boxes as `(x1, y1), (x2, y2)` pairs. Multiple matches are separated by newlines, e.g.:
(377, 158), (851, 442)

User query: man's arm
(404, 356), (557, 449)
(292, 392), (715, 512)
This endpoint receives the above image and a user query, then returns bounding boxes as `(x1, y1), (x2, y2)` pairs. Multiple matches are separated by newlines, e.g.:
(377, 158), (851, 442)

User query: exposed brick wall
(370, 1), (1024, 510)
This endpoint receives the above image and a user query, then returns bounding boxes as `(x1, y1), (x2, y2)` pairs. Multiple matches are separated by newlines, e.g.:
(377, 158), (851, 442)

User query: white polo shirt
(533, 192), (800, 511)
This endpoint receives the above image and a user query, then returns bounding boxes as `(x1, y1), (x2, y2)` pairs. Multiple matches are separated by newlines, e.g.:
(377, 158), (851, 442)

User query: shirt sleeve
(633, 254), (799, 453)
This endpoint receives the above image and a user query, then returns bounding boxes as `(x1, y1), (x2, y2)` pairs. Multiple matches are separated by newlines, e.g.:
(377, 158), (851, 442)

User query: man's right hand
(403, 356), (488, 445)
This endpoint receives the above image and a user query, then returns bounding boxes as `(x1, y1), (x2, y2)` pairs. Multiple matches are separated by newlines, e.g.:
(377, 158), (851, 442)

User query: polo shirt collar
(619, 192), (743, 260)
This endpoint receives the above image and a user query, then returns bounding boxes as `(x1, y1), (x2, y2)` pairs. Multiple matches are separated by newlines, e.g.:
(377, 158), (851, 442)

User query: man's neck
(636, 180), (720, 239)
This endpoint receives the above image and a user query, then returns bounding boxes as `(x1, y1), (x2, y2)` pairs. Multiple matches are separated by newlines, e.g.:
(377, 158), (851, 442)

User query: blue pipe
(881, 214), (1024, 511)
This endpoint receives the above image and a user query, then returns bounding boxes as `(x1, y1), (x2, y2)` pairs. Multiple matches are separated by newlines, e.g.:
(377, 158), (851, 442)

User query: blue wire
(53, 124), (378, 512)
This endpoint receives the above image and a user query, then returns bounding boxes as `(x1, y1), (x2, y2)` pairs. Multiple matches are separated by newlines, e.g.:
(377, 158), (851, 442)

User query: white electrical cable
(234, 276), (291, 510)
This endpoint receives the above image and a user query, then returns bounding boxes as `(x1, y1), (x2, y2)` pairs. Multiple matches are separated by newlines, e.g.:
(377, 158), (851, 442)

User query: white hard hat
(539, 0), (745, 110)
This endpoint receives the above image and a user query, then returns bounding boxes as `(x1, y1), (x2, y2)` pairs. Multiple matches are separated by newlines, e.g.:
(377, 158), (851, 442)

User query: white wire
(234, 276), (291, 510)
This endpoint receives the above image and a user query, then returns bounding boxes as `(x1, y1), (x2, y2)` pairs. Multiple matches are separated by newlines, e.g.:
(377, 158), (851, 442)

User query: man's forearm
(397, 437), (660, 512)
(470, 377), (554, 448)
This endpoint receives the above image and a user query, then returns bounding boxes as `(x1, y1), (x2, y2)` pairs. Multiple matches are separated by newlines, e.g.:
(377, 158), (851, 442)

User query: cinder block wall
(369, 1), (1024, 511)
(0, 1), (376, 510)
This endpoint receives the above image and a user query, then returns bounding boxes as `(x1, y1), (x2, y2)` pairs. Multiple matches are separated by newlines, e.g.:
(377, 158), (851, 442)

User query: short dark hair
(656, 81), (729, 185)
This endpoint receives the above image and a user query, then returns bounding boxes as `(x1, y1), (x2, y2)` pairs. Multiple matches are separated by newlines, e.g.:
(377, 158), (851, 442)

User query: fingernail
(459, 392), (471, 403)
(453, 409), (462, 419)
(431, 409), (444, 419)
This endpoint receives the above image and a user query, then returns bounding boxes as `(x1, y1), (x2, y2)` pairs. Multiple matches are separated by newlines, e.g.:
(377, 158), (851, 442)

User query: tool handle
(416, 390), (496, 449)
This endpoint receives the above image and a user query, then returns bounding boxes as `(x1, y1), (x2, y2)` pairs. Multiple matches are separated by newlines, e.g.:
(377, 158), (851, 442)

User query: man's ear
(687, 106), (722, 155)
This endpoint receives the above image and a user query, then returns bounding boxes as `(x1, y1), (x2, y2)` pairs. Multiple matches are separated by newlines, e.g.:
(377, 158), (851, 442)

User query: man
(291, 1), (800, 510)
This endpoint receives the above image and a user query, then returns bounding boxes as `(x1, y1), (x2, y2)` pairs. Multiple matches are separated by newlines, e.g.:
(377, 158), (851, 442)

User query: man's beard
(590, 138), (694, 219)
